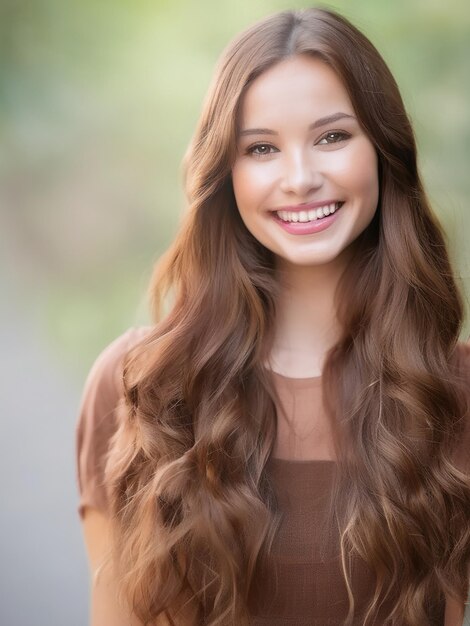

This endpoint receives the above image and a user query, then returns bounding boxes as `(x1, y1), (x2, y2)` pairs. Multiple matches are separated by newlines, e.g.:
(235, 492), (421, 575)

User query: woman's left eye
(317, 131), (351, 145)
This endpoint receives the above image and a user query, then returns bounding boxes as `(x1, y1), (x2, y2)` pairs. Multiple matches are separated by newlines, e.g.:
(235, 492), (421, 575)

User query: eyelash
(246, 131), (351, 157)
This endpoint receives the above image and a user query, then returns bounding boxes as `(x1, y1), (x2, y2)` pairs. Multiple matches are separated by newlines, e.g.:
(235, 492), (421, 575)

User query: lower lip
(271, 204), (343, 235)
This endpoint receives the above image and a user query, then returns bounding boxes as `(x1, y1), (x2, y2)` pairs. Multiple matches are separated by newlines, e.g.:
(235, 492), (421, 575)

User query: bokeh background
(1, 0), (469, 624)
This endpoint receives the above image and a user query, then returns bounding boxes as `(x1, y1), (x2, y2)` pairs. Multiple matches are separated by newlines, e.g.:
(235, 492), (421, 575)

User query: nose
(279, 149), (323, 197)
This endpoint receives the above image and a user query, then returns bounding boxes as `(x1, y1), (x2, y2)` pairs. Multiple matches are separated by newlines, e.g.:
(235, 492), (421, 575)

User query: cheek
(232, 162), (273, 211)
(348, 143), (379, 194)
(363, 158), (379, 208)
(333, 146), (379, 210)
(231, 166), (247, 206)
(232, 164), (254, 204)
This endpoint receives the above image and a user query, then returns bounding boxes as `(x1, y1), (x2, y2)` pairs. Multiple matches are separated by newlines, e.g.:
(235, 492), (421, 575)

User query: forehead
(238, 54), (354, 124)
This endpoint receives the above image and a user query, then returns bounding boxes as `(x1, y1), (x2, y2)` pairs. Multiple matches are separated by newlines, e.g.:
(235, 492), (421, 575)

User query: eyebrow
(239, 112), (357, 137)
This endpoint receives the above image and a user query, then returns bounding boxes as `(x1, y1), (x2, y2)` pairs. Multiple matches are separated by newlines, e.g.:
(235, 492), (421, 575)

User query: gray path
(0, 280), (89, 626)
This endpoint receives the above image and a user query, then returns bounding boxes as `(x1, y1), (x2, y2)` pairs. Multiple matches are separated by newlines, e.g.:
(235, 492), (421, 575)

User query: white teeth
(307, 209), (316, 220)
(276, 202), (342, 223)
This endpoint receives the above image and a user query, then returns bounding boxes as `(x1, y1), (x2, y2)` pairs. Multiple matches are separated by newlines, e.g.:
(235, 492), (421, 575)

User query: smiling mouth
(273, 202), (345, 223)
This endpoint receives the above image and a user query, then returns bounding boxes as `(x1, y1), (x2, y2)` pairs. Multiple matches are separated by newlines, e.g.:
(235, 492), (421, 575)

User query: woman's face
(231, 54), (379, 268)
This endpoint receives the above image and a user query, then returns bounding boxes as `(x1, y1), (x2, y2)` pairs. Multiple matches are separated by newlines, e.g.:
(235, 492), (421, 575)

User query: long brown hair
(105, 7), (470, 625)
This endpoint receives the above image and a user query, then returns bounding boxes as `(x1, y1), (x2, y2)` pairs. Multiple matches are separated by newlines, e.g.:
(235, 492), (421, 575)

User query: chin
(276, 253), (340, 268)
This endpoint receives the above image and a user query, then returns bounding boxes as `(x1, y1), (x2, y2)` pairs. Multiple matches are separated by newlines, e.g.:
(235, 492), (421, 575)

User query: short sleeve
(75, 326), (152, 519)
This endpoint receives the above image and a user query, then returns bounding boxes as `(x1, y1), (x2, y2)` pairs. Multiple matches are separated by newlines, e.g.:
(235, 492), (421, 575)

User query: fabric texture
(76, 326), (470, 625)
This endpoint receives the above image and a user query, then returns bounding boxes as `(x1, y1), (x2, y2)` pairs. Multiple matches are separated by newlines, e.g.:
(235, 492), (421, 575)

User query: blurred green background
(1, 0), (469, 379)
(0, 3), (469, 624)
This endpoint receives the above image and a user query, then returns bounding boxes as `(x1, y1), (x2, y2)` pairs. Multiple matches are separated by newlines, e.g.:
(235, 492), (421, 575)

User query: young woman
(76, 7), (470, 626)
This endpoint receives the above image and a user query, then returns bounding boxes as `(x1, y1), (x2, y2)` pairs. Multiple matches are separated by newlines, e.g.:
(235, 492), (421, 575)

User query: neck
(269, 256), (347, 377)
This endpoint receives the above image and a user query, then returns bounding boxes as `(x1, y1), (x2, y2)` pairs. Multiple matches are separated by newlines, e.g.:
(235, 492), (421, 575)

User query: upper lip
(272, 199), (343, 213)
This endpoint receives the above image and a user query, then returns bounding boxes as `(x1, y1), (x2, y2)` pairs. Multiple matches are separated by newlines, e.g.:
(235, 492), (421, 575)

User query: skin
(81, 54), (465, 626)
(82, 509), (196, 625)
(232, 54), (379, 377)
(82, 510), (143, 626)
(231, 53), (466, 623)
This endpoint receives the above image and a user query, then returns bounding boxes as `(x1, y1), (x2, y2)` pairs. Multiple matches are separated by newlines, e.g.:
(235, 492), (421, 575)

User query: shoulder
(81, 326), (153, 401)
(76, 326), (153, 517)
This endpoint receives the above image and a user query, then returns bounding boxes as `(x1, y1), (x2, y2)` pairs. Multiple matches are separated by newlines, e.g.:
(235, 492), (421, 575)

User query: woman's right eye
(246, 143), (277, 157)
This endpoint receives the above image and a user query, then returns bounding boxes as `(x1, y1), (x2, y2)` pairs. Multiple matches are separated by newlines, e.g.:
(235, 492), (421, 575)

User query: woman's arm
(81, 507), (146, 626)
(81, 508), (198, 626)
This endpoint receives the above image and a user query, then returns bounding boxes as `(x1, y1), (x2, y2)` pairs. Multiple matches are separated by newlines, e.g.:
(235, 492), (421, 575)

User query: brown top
(76, 327), (470, 625)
